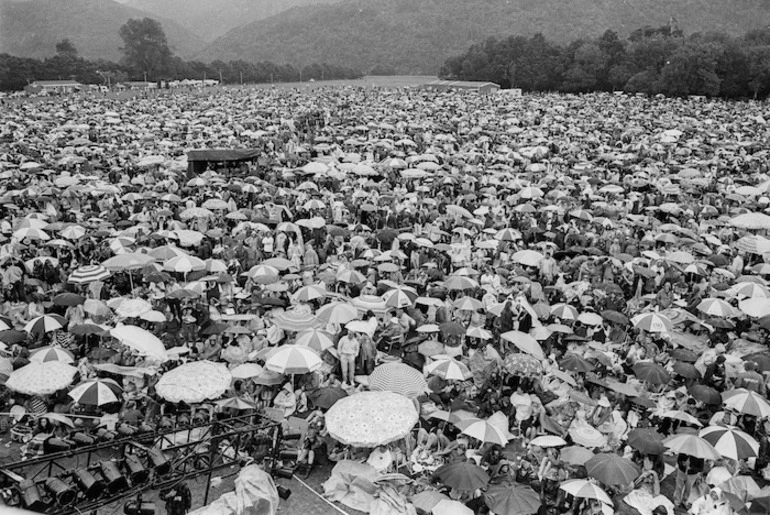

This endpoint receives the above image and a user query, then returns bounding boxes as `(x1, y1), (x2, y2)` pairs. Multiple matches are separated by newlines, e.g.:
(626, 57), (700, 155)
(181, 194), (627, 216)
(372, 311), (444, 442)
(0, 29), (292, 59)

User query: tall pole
(219, 69), (223, 84)
(240, 71), (243, 85)
(143, 71), (147, 82)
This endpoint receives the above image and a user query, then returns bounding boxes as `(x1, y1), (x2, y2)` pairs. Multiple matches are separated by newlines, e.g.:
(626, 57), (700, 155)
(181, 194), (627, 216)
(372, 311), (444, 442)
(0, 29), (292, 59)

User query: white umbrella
(110, 325), (168, 362)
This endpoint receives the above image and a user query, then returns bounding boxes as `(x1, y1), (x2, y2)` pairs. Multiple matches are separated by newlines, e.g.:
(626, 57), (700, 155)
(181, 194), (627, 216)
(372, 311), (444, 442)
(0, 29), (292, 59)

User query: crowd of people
(0, 85), (770, 515)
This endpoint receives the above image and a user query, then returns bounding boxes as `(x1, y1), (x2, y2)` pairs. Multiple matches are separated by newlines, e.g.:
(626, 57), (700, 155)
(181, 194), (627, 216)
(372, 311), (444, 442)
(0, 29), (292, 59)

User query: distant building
(419, 80), (501, 94)
(24, 80), (82, 94)
(123, 81), (157, 89)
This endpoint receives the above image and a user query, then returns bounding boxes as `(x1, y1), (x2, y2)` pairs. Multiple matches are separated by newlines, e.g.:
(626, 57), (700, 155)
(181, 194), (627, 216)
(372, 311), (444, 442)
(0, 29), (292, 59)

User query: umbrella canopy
(325, 391), (418, 447)
(230, 363), (263, 379)
(530, 435), (567, 448)
(434, 461), (489, 493)
(584, 453), (640, 486)
(155, 360), (232, 403)
(633, 362), (671, 385)
(559, 479), (613, 506)
(504, 354), (543, 376)
(560, 446), (596, 466)
(24, 314), (67, 334)
(500, 331), (545, 359)
(101, 252), (155, 271)
(214, 397), (256, 411)
(52, 292), (86, 307)
(663, 434), (722, 460)
(110, 325), (168, 362)
(264, 345), (322, 375)
(484, 483), (541, 515)
(271, 311), (321, 332)
(29, 346), (75, 363)
(425, 358), (473, 381)
(295, 328), (335, 352)
(316, 302), (360, 326)
(68, 378), (123, 406)
(722, 388), (770, 418)
(560, 353), (595, 373)
(627, 428), (666, 454)
(6, 361), (77, 395)
(431, 500), (472, 515)
(308, 387), (348, 410)
(699, 425), (760, 461)
(631, 312), (673, 333)
(369, 362), (428, 397)
(454, 418), (509, 445)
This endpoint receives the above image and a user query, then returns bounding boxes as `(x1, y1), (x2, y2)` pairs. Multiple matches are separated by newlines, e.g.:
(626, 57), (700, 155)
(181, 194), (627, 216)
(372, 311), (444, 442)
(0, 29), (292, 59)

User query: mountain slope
(119, 0), (340, 42)
(198, 0), (770, 74)
(0, 0), (204, 61)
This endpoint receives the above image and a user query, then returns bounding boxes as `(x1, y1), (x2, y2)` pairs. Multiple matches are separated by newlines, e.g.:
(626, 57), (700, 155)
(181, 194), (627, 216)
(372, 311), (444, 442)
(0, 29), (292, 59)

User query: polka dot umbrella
(325, 391), (418, 447)
(155, 360), (232, 404)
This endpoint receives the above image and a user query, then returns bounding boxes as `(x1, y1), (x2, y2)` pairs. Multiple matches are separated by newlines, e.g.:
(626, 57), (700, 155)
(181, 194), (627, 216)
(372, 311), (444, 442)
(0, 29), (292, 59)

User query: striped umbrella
(732, 282), (770, 299)
(29, 346), (75, 364)
(551, 303), (579, 321)
(699, 425), (759, 461)
(382, 286), (418, 308)
(351, 295), (387, 314)
(215, 397), (256, 411)
(271, 311), (321, 332)
(369, 362), (428, 397)
(697, 298), (739, 318)
(632, 312), (673, 333)
(455, 418), (509, 446)
(723, 388), (770, 418)
(494, 228), (521, 241)
(245, 264), (280, 284)
(466, 326), (492, 340)
(559, 479), (613, 506)
(265, 345), (322, 375)
(336, 269), (366, 284)
(68, 378), (123, 406)
(425, 358), (473, 381)
(13, 227), (50, 241)
(443, 275), (479, 291)
(296, 328), (335, 352)
(163, 255), (206, 273)
(664, 434), (722, 460)
(293, 284), (327, 302)
(101, 252), (156, 271)
(317, 302), (361, 326)
(68, 264), (111, 285)
(60, 225), (87, 240)
(736, 234), (770, 254)
(24, 314), (67, 334)
(453, 296), (484, 311)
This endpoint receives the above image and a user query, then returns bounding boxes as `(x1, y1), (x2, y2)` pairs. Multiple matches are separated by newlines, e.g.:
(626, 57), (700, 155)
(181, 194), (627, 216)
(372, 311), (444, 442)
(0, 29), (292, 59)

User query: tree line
(440, 25), (770, 99)
(0, 18), (363, 91)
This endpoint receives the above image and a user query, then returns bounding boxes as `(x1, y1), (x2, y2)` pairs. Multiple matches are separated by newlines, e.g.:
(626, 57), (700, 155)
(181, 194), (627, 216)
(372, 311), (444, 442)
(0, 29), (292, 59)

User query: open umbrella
(68, 378), (123, 406)
(723, 388), (770, 418)
(699, 425), (760, 460)
(689, 384), (722, 405)
(295, 328), (335, 352)
(110, 325), (168, 362)
(6, 361), (77, 395)
(454, 418), (509, 446)
(559, 479), (613, 506)
(215, 397), (256, 411)
(504, 354), (543, 376)
(271, 311), (321, 332)
(560, 446), (596, 465)
(631, 312), (673, 333)
(316, 302), (360, 326)
(484, 483), (541, 515)
(264, 345), (322, 375)
(434, 461), (489, 493)
(663, 434), (722, 460)
(627, 428), (666, 454)
(24, 314), (67, 334)
(325, 391), (418, 447)
(230, 363), (263, 379)
(559, 353), (595, 373)
(584, 453), (640, 486)
(52, 292), (85, 307)
(155, 360), (232, 403)
(500, 331), (544, 359)
(425, 358), (473, 381)
(29, 346), (75, 363)
(632, 362), (671, 385)
(369, 362), (428, 397)
(308, 387), (348, 409)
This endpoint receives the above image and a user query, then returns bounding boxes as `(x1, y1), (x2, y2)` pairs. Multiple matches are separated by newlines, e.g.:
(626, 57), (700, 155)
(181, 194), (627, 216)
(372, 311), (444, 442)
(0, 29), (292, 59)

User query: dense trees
(440, 26), (770, 99)
(119, 18), (173, 81)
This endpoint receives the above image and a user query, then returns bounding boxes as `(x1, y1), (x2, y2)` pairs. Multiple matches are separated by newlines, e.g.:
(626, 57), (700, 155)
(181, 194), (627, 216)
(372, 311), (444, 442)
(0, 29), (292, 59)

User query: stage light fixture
(100, 461), (128, 494)
(45, 477), (77, 507)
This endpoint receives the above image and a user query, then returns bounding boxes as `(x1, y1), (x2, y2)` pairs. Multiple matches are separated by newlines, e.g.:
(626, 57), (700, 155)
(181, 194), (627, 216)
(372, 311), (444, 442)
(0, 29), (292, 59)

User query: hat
(716, 355), (726, 364)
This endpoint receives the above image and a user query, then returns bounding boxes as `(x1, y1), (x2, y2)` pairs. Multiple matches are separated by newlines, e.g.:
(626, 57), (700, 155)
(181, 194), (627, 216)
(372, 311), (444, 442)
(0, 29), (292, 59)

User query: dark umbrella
(627, 428), (666, 454)
(747, 496), (770, 515)
(439, 322), (465, 338)
(585, 453), (641, 486)
(705, 317), (735, 330)
(52, 292), (86, 307)
(0, 330), (27, 344)
(707, 254), (729, 267)
(601, 310), (628, 325)
(689, 384), (722, 405)
(559, 353), (595, 373)
(745, 352), (770, 372)
(253, 297), (286, 307)
(308, 387), (348, 409)
(434, 461), (489, 493)
(484, 483), (541, 515)
(200, 323), (229, 335)
(144, 271), (172, 283)
(376, 228), (398, 244)
(70, 324), (107, 336)
(673, 362), (701, 379)
(633, 362), (671, 385)
(671, 349), (699, 363)
(630, 396), (657, 410)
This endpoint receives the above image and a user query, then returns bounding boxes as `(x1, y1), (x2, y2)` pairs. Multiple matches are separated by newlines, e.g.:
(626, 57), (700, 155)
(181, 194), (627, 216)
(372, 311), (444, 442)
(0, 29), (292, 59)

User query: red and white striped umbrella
(369, 362), (428, 397)
(29, 346), (75, 364)
(316, 302), (360, 326)
(265, 345), (322, 375)
(494, 228), (521, 241)
(68, 264), (111, 285)
(296, 328), (335, 352)
(59, 225), (87, 240)
(382, 286), (418, 308)
(731, 282), (770, 299)
(336, 270), (366, 284)
(163, 255), (206, 273)
(664, 434), (722, 460)
(631, 312), (673, 333)
(24, 314), (67, 334)
(455, 418), (509, 446)
(551, 303), (579, 321)
(723, 388), (770, 418)
(425, 358), (473, 381)
(68, 378), (123, 406)
(697, 298), (739, 318)
(293, 284), (327, 302)
(699, 425), (759, 461)
(271, 311), (321, 332)
(559, 479), (613, 506)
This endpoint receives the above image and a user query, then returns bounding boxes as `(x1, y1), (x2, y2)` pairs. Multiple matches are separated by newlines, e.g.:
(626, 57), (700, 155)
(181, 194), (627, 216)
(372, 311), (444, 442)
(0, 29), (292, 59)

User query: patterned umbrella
(230, 363), (263, 379)
(24, 314), (67, 334)
(425, 358), (473, 381)
(382, 286), (418, 308)
(295, 328), (335, 352)
(559, 479), (613, 506)
(68, 378), (123, 406)
(699, 425), (760, 460)
(6, 361), (77, 395)
(29, 346), (75, 364)
(585, 453), (640, 486)
(325, 391), (418, 447)
(156, 360), (232, 403)
(551, 303), (579, 321)
(265, 345), (322, 375)
(504, 354), (543, 376)
(369, 362), (428, 397)
(271, 311), (321, 332)
(723, 388), (770, 418)
(631, 313), (673, 333)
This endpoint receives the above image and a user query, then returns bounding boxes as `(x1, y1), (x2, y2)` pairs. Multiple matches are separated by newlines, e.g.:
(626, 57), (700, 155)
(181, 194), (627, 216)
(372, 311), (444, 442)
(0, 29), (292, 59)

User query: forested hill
(197, 0), (770, 74)
(0, 0), (204, 61)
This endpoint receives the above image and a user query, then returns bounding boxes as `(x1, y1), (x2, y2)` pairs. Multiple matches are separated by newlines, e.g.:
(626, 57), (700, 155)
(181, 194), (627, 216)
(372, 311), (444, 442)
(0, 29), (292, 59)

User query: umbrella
(316, 302), (360, 326)
(455, 418), (509, 445)
(484, 483), (541, 515)
(500, 331), (544, 359)
(569, 424), (607, 449)
(723, 388), (770, 418)
(632, 362), (671, 385)
(585, 453), (640, 486)
(530, 435), (567, 448)
(425, 358), (473, 381)
(252, 370), (284, 386)
(512, 250), (544, 267)
(110, 325), (168, 362)
(577, 312), (603, 326)
(6, 361), (77, 395)
(660, 410), (703, 427)
(163, 255), (206, 273)
(325, 391), (418, 447)
(101, 253), (155, 271)
(230, 363), (263, 379)
(697, 298), (739, 318)
(663, 434), (722, 460)
(155, 360), (232, 403)
(41, 413), (74, 428)
(631, 312), (673, 333)
(411, 491), (450, 514)
(68, 378), (123, 406)
(699, 425), (759, 461)
(688, 385), (722, 405)
(271, 311), (321, 332)
(434, 461), (489, 493)
(52, 292), (85, 307)
(24, 314), (67, 334)
(382, 287), (417, 308)
(504, 354), (543, 375)
(295, 328), (335, 352)
(264, 345), (322, 375)
(601, 310), (628, 325)
(672, 362), (700, 379)
(308, 387), (348, 409)
(83, 299), (112, 317)
(443, 275), (478, 291)
(29, 346), (75, 364)
(730, 212), (770, 230)
(215, 397), (256, 411)
(431, 500), (472, 515)
(627, 428), (666, 454)
(0, 330), (27, 344)
(559, 479), (613, 506)
(551, 303), (579, 320)
(369, 362), (428, 397)
(560, 446), (596, 465)
(115, 298), (153, 318)
(559, 353), (595, 373)
(294, 284), (327, 302)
